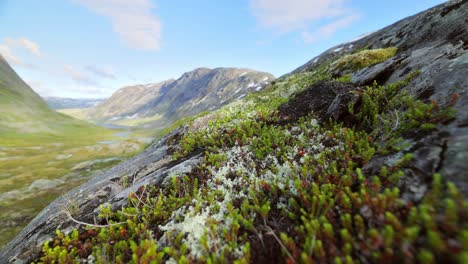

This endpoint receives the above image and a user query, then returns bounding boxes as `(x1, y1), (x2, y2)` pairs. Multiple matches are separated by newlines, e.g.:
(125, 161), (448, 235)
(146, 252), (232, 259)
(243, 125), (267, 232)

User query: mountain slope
(0, 55), (102, 135)
(86, 68), (274, 127)
(0, 54), (56, 133)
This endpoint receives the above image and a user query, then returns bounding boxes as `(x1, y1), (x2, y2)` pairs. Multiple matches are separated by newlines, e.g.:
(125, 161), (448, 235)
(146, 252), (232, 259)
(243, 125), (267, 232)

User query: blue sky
(0, 0), (446, 98)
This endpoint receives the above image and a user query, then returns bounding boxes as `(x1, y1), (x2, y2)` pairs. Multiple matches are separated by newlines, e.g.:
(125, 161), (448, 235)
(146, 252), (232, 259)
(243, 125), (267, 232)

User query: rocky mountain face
(44, 97), (105, 110)
(2, 1), (467, 263)
(86, 68), (274, 127)
(293, 0), (468, 195)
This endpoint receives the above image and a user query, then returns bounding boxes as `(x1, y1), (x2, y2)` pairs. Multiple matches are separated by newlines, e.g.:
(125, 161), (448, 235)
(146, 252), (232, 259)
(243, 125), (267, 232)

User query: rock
(28, 179), (64, 191)
(292, 0), (468, 195)
(71, 158), (120, 171)
(440, 131), (468, 194)
(55, 154), (73, 160)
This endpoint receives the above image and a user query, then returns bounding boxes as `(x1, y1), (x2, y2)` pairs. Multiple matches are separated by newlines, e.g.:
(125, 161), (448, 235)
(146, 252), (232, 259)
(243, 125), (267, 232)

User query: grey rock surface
(293, 0), (468, 195)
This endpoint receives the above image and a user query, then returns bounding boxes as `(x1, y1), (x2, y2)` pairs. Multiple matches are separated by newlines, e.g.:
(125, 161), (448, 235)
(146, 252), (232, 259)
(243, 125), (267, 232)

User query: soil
(277, 81), (358, 125)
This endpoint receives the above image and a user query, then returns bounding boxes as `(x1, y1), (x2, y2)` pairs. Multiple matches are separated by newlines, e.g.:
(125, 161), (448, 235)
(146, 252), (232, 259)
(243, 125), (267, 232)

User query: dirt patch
(277, 81), (359, 125)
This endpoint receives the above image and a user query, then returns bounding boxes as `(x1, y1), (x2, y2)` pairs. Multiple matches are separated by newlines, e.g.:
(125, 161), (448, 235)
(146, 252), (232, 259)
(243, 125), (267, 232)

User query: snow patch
(109, 116), (121, 121)
(239, 72), (248, 77)
(333, 47), (343, 52)
(346, 31), (374, 43)
(126, 113), (139, 119)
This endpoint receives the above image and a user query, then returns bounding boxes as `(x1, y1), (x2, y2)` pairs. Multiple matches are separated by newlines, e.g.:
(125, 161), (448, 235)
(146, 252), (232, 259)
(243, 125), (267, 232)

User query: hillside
(85, 68), (274, 127)
(0, 54), (61, 133)
(0, 55), (149, 250)
(1, 1), (467, 263)
(0, 54), (109, 137)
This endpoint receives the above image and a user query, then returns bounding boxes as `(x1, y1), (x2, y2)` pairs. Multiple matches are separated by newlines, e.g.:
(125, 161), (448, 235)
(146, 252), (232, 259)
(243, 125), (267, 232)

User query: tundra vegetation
(0, 125), (150, 248)
(34, 48), (467, 263)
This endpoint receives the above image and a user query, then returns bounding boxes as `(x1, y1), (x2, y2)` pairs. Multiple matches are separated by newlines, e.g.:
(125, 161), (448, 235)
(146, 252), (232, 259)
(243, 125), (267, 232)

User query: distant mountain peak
(85, 67), (275, 128)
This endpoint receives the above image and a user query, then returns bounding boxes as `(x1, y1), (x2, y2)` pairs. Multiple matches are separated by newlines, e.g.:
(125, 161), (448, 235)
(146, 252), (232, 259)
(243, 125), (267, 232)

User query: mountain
(44, 97), (105, 110)
(86, 68), (274, 127)
(0, 55), (87, 134)
(3, 1), (467, 263)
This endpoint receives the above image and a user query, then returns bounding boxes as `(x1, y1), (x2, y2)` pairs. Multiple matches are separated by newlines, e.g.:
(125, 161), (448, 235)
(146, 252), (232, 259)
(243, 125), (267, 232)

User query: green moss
(332, 47), (398, 72)
(33, 62), (466, 263)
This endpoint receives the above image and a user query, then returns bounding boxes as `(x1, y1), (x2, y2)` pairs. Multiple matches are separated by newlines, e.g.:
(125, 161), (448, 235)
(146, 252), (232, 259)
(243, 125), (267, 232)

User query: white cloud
(0, 45), (38, 69)
(4, 37), (42, 57)
(85, 65), (116, 79)
(301, 13), (360, 43)
(64, 65), (96, 85)
(249, 0), (358, 42)
(73, 0), (162, 50)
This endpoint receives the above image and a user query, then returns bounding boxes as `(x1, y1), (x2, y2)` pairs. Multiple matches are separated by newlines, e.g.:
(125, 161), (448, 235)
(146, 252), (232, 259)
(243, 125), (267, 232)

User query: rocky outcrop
(293, 0), (468, 195)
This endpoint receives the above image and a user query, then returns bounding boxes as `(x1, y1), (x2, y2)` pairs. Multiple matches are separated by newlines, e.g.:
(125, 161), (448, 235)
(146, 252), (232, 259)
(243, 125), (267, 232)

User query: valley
(0, 124), (153, 248)
(0, 54), (274, 249)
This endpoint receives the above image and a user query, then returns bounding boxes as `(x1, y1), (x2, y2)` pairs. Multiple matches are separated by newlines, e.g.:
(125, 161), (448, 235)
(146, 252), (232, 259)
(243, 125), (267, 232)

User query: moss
(332, 47), (398, 72)
(33, 62), (467, 263)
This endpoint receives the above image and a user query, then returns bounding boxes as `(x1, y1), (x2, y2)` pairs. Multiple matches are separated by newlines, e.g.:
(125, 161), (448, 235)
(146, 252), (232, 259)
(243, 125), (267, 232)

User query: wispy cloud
(4, 37), (42, 57)
(0, 44), (38, 69)
(249, 0), (359, 42)
(73, 0), (162, 51)
(301, 13), (360, 43)
(64, 65), (96, 85)
(85, 65), (116, 79)
(0, 37), (42, 68)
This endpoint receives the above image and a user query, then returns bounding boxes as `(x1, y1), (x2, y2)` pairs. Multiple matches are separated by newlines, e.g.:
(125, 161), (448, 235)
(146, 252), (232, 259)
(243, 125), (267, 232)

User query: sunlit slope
(0, 54), (111, 143)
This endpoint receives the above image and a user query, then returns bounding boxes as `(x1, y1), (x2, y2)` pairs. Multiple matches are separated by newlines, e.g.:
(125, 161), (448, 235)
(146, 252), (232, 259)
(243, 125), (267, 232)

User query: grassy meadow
(0, 123), (154, 248)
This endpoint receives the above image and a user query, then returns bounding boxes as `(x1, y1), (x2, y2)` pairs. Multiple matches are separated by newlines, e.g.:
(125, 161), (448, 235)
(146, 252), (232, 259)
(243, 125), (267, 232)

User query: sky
(0, 0), (447, 99)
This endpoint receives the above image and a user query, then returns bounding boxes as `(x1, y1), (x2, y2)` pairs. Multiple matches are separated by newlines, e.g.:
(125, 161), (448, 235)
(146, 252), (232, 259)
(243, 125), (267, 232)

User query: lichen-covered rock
(294, 0), (468, 195)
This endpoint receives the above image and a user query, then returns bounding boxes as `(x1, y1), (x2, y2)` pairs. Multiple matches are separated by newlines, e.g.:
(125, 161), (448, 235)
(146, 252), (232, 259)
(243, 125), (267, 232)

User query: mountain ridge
(85, 67), (274, 128)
